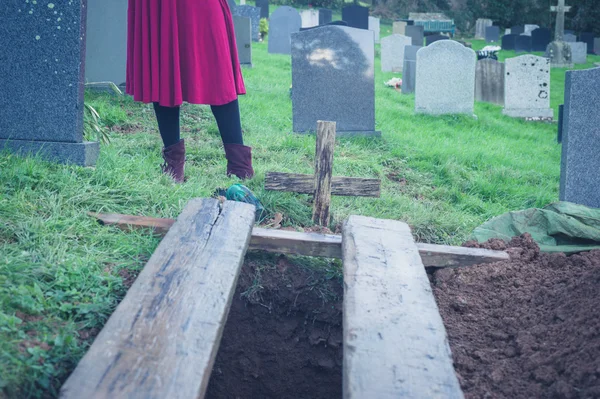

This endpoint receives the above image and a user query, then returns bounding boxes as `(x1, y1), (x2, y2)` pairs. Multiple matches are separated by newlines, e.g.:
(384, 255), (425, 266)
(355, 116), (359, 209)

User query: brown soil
(432, 234), (600, 399)
(206, 254), (343, 399)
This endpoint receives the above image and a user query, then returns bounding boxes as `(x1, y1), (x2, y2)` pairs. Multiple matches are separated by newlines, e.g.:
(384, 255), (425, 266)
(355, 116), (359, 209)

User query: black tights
(153, 100), (244, 148)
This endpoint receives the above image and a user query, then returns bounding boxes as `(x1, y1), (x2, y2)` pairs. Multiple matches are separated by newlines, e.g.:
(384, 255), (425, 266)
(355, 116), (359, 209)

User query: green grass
(1, 21), (600, 397)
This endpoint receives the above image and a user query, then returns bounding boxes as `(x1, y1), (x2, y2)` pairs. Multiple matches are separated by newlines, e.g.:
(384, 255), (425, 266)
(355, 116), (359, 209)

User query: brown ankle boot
(223, 143), (254, 179)
(161, 139), (185, 183)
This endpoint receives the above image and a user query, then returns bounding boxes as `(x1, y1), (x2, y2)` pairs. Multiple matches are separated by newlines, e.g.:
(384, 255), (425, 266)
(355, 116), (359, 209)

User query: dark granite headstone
(531, 28), (551, 52)
(267, 6), (301, 54)
(233, 5), (260, 42)
(485, 26), (500, 43)
(560, 67), (600, 207)
(564, 29), (575, 35)
(341, 5), (369, 30)
(256, 0), (269, 20)
(557, 104), (564, 143)
(0, 0), (99, 166)
(502, 34), (518, 50)
(511, 25), (525, 35)
(233, 16), (252, 66)
(318, 8), (333, 25)
(475, 58), (505, 105)
(579, 32), (595, 54)
(291, 26), (379, 136)
(401, 45), (422, 95)
(405, 25), (424, 46)
(515, 35), (532, 53)
(425, 34), (449, 46)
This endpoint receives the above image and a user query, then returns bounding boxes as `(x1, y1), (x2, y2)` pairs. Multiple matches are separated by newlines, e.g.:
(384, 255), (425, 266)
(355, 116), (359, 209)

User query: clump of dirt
(206, 255), (343, 399)
(433, 234), (600, 398)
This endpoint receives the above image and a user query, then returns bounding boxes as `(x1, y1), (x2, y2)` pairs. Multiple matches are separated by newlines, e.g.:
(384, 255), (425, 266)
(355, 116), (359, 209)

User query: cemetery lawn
(2, 31), (600, 397)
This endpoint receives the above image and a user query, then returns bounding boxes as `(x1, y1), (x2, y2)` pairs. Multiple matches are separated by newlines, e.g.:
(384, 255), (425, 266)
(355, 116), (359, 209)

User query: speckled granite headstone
(85, 0), (127, 89)
(415, 40), (476, 115)
(368, 16), (380, 43)
(300, 9), (319, 28)
(579, 32), (594, 54)
(233, 5), (260, 42)
(341, 5), (368, 30)
(268, 6), (301, 55)
(564, 33), (576, 42)
(515, 35), (532, 53)
(485, 26), (499, 43)
(557, 104), (564, 143)
(531, 28), (551, 51)
(502, 34), (518, 50)
(425, 34), (449, 46)
(475, 58), (505, 106)
(381, 34), (411, 72)
(256, 0), (269, 20)
(291, 26), (379, 136)
(401, 45), (421, 94)
(318, 8), (332, 25)
(568, 42), (587, 64)
(228, 0), (237, 11)
(234, 16), (252, 66)
(503, 55), (553, 118)
(560, 67), (600, 207)
(0, 0), (99, 166)
(405, 25), (424, 46)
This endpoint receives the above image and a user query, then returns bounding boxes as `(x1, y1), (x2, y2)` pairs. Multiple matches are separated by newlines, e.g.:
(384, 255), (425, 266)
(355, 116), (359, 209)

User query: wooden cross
(265, 121), (381, 226)
(550, 0), (571, 41)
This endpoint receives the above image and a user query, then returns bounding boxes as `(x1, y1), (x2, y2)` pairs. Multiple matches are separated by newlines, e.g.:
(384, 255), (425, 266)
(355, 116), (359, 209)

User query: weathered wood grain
(87, 211), (175, 236)
(418, 242), (510, 269)
(250, 227), (343, 258)
(312, 121), (336, 225)
(265, 172), (381, 197)
(342, 216), (464, 399)
(62, 199), (256, 399)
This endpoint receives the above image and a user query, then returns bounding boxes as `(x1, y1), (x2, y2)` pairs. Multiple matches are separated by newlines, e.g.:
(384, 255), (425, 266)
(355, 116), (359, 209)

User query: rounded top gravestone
(268, 6), (302, 55)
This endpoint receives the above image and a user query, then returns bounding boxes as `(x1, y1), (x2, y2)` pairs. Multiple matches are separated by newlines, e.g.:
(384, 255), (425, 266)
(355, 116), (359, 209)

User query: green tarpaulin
(471, 202), (600, 254)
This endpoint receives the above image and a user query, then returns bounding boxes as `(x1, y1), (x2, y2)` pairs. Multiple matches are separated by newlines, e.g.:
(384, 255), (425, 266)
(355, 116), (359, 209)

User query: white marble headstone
(503, 55), (553, 118)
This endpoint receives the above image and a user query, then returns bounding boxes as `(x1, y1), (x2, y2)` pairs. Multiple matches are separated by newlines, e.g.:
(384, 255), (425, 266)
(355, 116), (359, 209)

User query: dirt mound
(433, 234), (600, 398)
(206, 254), (343, 399)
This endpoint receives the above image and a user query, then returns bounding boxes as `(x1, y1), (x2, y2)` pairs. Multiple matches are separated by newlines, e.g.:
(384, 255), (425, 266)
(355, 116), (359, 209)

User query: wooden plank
(62, 199), (256, 399)
(88, 213), (509, 267)
(312, 121), (336, 225)
(265, 172), (381, 197)
(342, 216), (464, 399)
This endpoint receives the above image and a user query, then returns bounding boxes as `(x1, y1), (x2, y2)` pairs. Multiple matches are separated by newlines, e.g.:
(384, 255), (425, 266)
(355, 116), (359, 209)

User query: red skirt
(126, 0), (246, 107)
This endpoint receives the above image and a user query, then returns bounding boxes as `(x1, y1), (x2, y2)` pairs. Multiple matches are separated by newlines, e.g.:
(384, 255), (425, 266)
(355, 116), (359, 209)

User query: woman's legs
(153, 103), (185, 183)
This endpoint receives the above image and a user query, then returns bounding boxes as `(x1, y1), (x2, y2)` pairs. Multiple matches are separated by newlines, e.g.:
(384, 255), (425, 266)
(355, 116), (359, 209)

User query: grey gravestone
(319, 8), (332, 25)
(595, 38), (600, 55)
(485, 26), (500, 43)
(564, 29), (575, 35)
(0, 0), (99, 166)
(426, 34), (449, 46)
(256, 0), (269, 19)
(503, 55), (553, 118)
(369, 17), (380, 43)
(381, 34), (412, 73)
(475, 59), (505, 106)
(291, 26), (378, 136)
(560, 67), (600, 207)
(546, 41), (573, 68)
(401, 45), (422, 94)
(341, 5), (369, 30)
(557, 104), (564, 143)
(515, 35), (532, 53)
(579, 32), (594, 54)
(568, 42), (587, 64)
(268, 6), (301, 55)
(564, 33), (576, 42)
(415, 40), (476, 115)
(475, 19), (493, 40)
(523, 24), (540, 36)
(406, 25), (424, 46)
(531, 28), (551, 51)
(393, 21), (407, 35)
(233, 16), (252, 66)
(233, 5), (260, 42)
(502, 34), (518, 50)
(228, 0), (237, 11)
(511, 25), (525, 35)
(300, 9), (319, 28)
(85, 0), (127, 89)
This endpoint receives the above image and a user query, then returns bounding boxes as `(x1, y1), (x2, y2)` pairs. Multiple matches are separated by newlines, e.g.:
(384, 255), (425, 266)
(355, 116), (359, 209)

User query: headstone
(475, 59), (505, 106)
(505, 28), (512, 35)
(415, 40), (476, 115)
(531, 28), (551, 52)
(502, 34), (518, 50)
(564, 29), (575, 35)
(503, 55), (553, 118)
(595, 38), (600, 55)
(546, 41), (573, 68)
(381, 34), (412, 73)
(425, 34), (449, 46)
(268, 6), (301, 55)
(485, 26), (500, 43)
(523, 24), (540, 36)
(228, 0), (237, 11)
(256, 0), (270, 20)
(341, 5), (369, 30)
(475, 19), (493, 40)
(232, 5), (260, 42)
(300, 9), (319, 28)
(393, 21), (407, 35)
(560, 67), (600, 207)
(240, 0), (246, 5)
(85, 0), (127, 89)
(557, 104), (564, 143)
(564, 33), (576, 42)
(401, 45), (422, 95)
(515, 35), (532, 53)
(291, 26), (378, 136)
(511, 25), (525, 35)
(319, 8), (332, 25)
(405, 25), (424, 46)
(233, 16), (252, 66)
(368, 17), (380, 43)
(568, 42), (587, 64)
(0, 0), (99, 166)
(579, 32), (595, 54)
